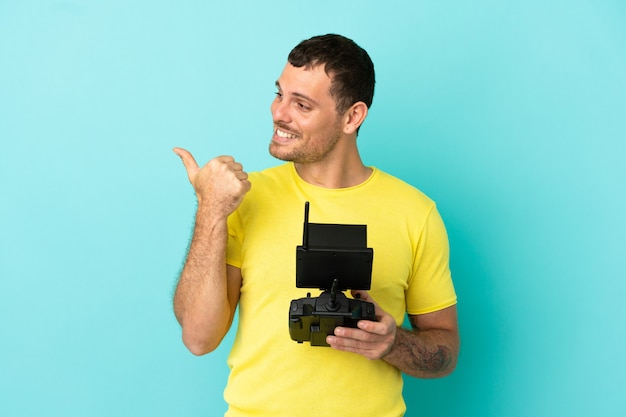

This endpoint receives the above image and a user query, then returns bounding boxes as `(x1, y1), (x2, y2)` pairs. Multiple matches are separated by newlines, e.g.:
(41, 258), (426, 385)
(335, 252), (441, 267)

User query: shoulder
(249, 163), (293, 186)
(371, 168), (436, 211)
(237, 163), (297, 214)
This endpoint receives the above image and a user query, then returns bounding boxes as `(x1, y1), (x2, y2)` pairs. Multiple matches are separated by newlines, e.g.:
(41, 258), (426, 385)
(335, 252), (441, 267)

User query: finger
(173, 147), (200, 180)
(332, 326), (359, 339)
(215, 155), (235, 163)
(228, 161), (246, 174)
(234, 170), (249, 181)
(351, 289), (384, 317)
(241, 178), (252, 194)
(224, 158), (247, 173)
(357, 314), (395, 336)
(326, 333), (381, 360)
(351, 289), (372, 302)
(350, 290), (396, 334)
(222, 158), (250, 183)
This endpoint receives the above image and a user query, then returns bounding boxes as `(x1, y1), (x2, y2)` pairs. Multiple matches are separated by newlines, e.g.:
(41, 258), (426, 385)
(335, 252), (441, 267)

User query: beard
(269, 122), (342, 164)
(269, 132), (341, 163)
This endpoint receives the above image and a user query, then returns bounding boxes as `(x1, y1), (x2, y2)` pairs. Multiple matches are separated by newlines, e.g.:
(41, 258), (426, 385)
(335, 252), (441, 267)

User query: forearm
(173, 204), (233, 355)
(383, 327), (459, 378)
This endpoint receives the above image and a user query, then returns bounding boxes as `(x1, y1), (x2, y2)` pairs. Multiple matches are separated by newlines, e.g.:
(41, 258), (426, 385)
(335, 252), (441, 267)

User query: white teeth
(276, 128), (297, 139)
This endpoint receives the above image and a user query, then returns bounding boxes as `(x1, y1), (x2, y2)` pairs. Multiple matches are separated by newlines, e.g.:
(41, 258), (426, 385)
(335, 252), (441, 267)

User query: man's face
(269, 63), (344, 163)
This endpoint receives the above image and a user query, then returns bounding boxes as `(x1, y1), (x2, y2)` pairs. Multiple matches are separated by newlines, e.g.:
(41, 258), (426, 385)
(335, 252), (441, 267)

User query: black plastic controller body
(289, 288), (376, 346)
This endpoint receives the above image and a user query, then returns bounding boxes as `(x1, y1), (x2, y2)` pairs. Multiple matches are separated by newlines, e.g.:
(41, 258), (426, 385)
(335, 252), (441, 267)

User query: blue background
(1, 1), (625, 416)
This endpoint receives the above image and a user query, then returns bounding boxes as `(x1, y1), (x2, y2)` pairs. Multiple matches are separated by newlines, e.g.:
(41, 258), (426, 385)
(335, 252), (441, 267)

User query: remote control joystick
(327, 279), (340, 311)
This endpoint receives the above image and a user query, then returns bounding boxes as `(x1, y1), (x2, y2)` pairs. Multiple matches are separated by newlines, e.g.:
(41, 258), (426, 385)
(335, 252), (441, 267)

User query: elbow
(174, 307), (233, 356)
(185, 342), (216, 356)
(182, 327), (222, 356)
(433, 347), (459, 378)
(405, 344), (459, 379)
(407, 359), (458, 379)
(183, 336), (219, 356)
(429, 343), (459, 378)
(181, 329), (222, 356)
(437, 357), (458, 378)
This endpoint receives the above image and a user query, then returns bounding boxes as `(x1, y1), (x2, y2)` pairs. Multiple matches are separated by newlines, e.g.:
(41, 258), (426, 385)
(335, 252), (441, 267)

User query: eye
(297, 102), (311, 111)
(274, 91), (283, 100)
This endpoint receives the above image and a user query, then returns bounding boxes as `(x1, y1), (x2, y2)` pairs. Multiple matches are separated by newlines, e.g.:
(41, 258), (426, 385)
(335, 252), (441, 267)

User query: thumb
(351, 290), (385, 320)
(173, 147), (200, 179)
(351, 289), (373, 303)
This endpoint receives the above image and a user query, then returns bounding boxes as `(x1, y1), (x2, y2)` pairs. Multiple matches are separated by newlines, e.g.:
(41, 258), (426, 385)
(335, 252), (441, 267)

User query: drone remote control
(288, 202), (376, 346)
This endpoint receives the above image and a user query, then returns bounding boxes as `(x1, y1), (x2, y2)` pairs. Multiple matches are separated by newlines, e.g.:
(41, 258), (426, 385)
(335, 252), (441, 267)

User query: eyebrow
(275, 81), (319, 106)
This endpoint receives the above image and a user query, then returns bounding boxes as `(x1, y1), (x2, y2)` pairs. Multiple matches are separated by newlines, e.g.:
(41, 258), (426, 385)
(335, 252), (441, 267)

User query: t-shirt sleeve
(405, 204), (457, 315)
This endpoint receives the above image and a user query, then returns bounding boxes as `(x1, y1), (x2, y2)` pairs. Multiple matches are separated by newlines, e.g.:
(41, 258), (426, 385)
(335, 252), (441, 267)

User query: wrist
(194, 202), (229, 230)
(381, 326), (402, 360)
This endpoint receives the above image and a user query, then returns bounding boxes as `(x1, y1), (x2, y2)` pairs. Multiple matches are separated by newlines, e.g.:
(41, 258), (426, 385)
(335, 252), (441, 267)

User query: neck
(294, 155), (372, 189)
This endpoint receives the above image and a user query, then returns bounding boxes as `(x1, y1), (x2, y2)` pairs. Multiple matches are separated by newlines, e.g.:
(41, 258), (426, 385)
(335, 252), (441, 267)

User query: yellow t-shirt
(224, 163), (456, 417)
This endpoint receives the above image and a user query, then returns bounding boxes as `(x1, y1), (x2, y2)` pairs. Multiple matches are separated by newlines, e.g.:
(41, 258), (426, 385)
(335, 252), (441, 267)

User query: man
(173, 34), (459, 416)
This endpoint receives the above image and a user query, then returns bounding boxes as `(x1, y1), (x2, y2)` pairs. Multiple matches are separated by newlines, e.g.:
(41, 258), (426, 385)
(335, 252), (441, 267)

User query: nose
(271, 96), (291, 123)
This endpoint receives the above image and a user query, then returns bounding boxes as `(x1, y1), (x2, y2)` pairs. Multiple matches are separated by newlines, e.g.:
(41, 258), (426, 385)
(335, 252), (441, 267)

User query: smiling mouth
(275, 127), (298, 139)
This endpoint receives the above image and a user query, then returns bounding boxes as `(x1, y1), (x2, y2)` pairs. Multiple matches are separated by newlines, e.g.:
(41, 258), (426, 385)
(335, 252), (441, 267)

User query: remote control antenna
(303, 201), (310, 250)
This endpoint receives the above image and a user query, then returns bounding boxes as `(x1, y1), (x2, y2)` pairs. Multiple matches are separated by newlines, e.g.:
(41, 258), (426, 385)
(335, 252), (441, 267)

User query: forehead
(277, 63), (334, 101)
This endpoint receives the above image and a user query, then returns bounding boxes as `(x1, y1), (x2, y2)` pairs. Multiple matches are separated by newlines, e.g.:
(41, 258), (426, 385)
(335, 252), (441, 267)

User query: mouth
(274, 127), (299, 142)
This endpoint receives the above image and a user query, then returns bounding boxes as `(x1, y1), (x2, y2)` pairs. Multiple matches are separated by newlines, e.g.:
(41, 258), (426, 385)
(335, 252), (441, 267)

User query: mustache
(274, 122), (300, 136)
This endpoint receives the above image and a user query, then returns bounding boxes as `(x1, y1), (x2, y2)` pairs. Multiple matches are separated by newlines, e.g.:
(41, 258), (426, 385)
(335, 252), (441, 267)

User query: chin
(269, 143), (295, 162)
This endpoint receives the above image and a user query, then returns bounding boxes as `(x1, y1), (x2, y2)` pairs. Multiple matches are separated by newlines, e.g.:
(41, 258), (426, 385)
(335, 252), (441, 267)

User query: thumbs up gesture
(173, 147), (251, 217)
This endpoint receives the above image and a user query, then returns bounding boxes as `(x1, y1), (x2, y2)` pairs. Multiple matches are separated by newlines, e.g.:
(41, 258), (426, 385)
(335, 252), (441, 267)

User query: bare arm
(327, 291), (459, 378)
(382, 306), (459, 378)
(172, 148), (250, 355)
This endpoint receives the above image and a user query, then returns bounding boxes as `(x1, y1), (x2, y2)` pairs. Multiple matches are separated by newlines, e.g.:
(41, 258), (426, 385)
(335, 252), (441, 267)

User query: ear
(342, 101), (369, 135)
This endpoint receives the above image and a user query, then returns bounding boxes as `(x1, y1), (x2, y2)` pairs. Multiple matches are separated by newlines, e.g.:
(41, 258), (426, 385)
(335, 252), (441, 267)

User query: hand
(326, 290), (397, 360)
(173, 148), (251, 217)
